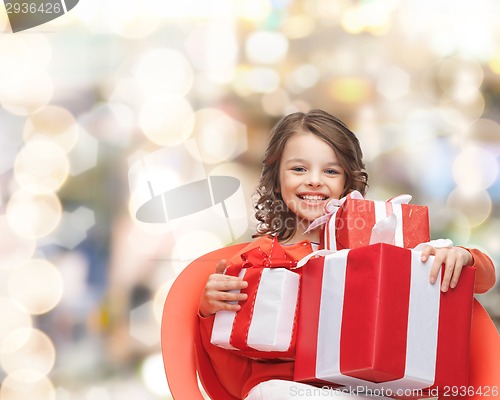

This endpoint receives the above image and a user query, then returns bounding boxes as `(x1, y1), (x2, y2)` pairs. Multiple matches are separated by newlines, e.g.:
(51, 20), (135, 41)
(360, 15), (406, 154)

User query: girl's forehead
(282, 132), (339, 161)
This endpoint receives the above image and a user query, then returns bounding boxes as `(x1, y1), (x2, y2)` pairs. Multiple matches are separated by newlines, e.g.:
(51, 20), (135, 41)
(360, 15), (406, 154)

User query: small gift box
(309, 191), (430, 250)
(210, 238), (300, 359)
(294, 242), (475, 398)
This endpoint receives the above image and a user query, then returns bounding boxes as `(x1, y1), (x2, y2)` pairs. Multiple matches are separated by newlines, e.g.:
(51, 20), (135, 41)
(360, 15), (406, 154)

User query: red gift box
(210, 238), (300, 359)
(294, 243), (475, 398)
(315, 192), (430, 250)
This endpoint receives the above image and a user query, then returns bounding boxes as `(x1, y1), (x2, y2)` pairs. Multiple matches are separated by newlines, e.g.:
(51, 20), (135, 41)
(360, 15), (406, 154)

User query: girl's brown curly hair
(253, 109), (368, 241)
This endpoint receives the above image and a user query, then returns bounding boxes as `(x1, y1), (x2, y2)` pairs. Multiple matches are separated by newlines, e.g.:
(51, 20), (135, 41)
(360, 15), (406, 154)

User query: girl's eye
(292, 166), (306, 172)
(325, 169), (340, 175)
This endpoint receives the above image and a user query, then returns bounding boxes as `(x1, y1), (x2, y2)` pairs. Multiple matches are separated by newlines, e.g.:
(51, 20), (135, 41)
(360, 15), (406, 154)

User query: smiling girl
(197, 109), (496, 400)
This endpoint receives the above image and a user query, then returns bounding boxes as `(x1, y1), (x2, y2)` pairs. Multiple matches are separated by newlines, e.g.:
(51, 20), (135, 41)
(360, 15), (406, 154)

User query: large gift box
(311, 191), (430, 250)
(294, 243), (475, 397)
(210, 239), (300, 359)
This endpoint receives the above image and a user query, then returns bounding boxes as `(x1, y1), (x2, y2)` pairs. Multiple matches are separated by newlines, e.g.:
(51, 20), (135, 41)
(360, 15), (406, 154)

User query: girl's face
(278, 132), (346, 229)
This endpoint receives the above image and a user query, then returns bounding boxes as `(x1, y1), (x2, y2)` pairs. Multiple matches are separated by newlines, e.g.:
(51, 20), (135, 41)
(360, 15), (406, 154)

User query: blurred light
(470, 218), (500, 255)
(172, 230), (224, 261)
(0, 298), (32, 348)
(14, 140), (70, 195)
(134, 49), (193, 97)
(286, 64), (320, 93)
(0, 328), (55, 376)
(128, 142), (204, 226)
(0, 35), (51, 86)
(341, 3), (392, 35)
(0, 215), (36, 271)
(284, 99), (312, 114)
(23, 106), (79, 153)
(328, 77), (372, 104)
(109, 0), (159, 39)
(443, 93), (485, 122)
(6, 191), (62, 240)
(447, 188), (492, 228)
(57, 251), (88, 308)
(129, 301), (159, 346)
(0, 36), (52, 115)
(282, 15), (316, 39)
(245, 67), (281, 93)
(140, 353), (171, 397)
(355, 106), (381, 162)
(78, 102), (135, 147)
(138, 95), (194, 146)
(129, 139), (249, 241)
(85, 387), (110, 400)
(107, 77), (142, 109)
(437, 57), (484, 103)
(155, 0), (235, 19)
(430, 208), (471, 245)
(75, 0), (159, 38)
(245, 31), (289, 65)
(184, 23), (238, 84)
(0, 371), (55, 400)
(340, 7), (364, 34)
(51, 207), (96, 249)
(397, 0), (498, 59)
(0, 72), (53, 116)
(67, 127), (99, 176)
(153, 279), (174, 323)
(452, 146), (498, 193)
(0, 3), (8, 31)
(376, 66), (410, 100)
(238, 0), (272, 22)
(261, 89), (290, 116)
(488, 51), (500, 74)
(8, 259), (63, 315)
(467, 119), (500, 148)
(189, 108), (248, 164)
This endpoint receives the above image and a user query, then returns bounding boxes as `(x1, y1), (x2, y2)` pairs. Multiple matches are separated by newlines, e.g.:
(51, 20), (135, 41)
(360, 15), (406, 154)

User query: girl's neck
(282, 225), (320, 245)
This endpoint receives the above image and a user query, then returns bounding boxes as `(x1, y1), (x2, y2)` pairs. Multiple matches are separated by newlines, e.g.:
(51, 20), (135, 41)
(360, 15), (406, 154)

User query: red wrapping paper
(322, 195), (430, 250)
(294, 243), (475, 398)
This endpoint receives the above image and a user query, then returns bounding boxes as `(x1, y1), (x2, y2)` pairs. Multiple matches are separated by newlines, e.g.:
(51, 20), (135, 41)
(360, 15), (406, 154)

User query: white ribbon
(304, 191), (364, 234)
(305, 191), (414, 250)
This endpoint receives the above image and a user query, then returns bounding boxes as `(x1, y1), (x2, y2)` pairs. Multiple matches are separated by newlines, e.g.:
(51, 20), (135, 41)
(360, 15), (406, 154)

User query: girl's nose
(306, 171), (323, 187)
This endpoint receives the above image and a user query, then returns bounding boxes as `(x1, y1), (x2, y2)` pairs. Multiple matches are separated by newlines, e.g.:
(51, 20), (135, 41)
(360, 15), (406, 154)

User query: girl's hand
(420, 246), (473, 292)
(199, 259), (248, 317)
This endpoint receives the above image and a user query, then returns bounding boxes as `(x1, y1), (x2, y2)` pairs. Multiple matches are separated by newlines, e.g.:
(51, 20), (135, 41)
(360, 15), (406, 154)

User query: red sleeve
(462, 248), (497, 294)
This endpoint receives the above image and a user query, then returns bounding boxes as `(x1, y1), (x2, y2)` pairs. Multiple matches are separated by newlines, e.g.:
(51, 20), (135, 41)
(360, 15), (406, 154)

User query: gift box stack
(294, 192), (476, 398)
(209, 192), (476, 398)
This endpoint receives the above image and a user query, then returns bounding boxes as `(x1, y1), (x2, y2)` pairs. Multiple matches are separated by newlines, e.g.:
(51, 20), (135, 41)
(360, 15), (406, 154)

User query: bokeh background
(0, 0), (499, 399)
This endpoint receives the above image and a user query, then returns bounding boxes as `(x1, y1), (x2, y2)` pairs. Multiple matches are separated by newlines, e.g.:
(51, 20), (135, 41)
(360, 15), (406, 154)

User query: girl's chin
(296, 213), (323, 225)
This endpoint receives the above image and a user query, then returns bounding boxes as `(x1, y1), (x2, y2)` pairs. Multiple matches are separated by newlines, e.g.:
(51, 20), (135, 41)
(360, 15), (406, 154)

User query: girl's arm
(420, 246), (496, 293)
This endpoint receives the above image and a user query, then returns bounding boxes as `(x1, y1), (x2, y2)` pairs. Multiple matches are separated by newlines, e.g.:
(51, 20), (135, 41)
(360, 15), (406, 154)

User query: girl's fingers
(440, 259), (455, 292)
(215, 259), (227, 274)
(420, 245), (434, 263)
(449, 264), (463, 289)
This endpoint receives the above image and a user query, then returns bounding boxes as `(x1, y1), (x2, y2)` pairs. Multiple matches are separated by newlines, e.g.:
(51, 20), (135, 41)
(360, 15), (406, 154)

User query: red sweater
(199, 237), (497, 399)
